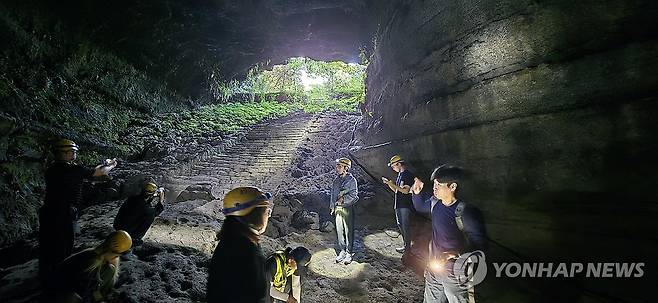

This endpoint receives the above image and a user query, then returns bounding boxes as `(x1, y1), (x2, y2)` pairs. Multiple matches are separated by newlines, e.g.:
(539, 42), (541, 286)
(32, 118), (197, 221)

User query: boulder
(290, 209), (319, 230)
(176, 184), (215, 202)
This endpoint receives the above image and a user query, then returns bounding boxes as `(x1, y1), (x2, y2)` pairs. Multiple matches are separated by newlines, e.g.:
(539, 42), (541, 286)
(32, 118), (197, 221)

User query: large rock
(176, 184), (215, 202)
(290, 210), (319, 230)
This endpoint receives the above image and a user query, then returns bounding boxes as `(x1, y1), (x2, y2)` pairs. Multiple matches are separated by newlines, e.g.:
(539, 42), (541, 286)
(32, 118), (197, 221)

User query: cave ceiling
(51, 0), (375, 95)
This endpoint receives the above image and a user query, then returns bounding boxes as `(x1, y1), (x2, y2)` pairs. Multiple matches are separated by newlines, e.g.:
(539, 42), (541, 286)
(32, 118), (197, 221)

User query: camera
(152, 187), (165, 196)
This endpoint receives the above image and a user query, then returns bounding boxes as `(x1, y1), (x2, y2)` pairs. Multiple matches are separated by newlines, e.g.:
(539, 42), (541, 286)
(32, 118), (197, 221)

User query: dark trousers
(116, 211), (157, 240)
(396, 208), (412, 249)
(38, 206), (74, 281)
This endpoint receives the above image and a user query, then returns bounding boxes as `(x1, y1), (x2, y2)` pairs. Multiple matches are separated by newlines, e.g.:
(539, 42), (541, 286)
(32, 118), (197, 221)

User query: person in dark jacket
(113, 181), (165, 246)
(44, 230), (132, 303)
(411, 165), (487, 303)
(265, 246), (312, 303)
(40, 139), (118, 280)
(207, 186), (273, 303)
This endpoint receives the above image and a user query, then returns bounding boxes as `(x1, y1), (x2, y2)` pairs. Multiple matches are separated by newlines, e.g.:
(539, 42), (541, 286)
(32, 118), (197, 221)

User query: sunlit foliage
(218, 57), (366, 112)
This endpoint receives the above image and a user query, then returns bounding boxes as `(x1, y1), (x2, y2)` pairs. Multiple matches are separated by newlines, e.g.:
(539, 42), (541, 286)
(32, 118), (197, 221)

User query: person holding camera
(113, 180), (165, 246)
(381, 155), (416, 254)
(40, 139), (118, 281)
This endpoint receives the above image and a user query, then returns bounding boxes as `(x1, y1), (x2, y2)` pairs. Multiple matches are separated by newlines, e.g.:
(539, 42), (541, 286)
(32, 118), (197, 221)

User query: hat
(387, 155), (404, 167)
(335, 158), (352, 168)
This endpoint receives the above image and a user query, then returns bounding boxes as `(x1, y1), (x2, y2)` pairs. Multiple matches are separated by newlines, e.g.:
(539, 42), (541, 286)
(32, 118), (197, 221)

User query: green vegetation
(218, 57), (366, 112)
(158, 94), (362, 138)
(0, 3), (367, 245)
(164, 57), (367, 137)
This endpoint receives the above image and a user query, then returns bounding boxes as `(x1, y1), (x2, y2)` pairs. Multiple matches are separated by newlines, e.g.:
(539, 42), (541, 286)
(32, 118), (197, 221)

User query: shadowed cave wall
(1, 0), (657, 301)
(352, 1), (658, 301)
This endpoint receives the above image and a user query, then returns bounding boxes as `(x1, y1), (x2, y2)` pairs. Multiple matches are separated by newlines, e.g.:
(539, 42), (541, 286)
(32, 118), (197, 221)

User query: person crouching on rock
(265, 246), (312, 303)
(43, 230), (132, 303)
(113, 180), (165, 247)
(330, 157), (359, 265)
(40, 139), (118, 281)
(207, 186), (273, 303)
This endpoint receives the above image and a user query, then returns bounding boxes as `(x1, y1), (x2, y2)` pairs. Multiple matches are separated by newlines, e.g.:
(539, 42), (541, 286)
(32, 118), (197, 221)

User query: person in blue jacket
(411, 165), (487, 303)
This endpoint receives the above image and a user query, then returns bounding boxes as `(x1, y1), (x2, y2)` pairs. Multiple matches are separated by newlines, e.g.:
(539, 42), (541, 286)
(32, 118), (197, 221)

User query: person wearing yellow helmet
(265, 246), (312, 303)
(207, 186), (273, 303)
(113, 179), (166, 247)
(382, 155), (417, 254)
(39, 139), (119, 281)
(330, 157), (359, 265)
(43, 230), (132, 303)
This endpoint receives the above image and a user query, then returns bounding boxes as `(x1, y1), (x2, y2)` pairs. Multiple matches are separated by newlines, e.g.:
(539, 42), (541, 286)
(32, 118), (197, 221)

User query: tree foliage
(219, 57), (366, 111)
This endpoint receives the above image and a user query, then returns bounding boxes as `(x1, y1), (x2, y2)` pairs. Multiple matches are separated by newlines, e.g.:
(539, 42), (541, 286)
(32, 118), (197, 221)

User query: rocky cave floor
(0, 112), (425, 303)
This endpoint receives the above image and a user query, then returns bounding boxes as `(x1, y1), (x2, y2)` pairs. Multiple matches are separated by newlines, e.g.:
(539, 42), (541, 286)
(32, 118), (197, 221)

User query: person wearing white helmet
(207, 186), (274, 303)
(330, 157), (359, 265)
(40, 139), (118, 280)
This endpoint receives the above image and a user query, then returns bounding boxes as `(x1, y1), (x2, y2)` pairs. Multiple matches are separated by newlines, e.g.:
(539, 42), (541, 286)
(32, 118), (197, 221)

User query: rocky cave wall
(2, 0), (657, 299)
(0, 0), (375, 247)
(353, 0), (658, 300)
(0, 0), (188, 247)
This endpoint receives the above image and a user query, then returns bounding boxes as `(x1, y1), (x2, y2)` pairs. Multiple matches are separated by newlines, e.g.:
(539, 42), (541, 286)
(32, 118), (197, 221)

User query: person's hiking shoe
(335, 250), (346, 263)
(396, 247), (406, 253)
(343, 253), (353, 265)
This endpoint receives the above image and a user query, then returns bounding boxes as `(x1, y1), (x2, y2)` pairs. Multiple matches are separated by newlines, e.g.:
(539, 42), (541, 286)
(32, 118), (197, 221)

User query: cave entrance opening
(217, 57), (366, 114)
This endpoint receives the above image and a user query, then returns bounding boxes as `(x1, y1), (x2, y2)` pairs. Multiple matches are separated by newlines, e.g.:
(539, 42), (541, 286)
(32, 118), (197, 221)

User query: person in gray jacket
(330, 157), (359, 265)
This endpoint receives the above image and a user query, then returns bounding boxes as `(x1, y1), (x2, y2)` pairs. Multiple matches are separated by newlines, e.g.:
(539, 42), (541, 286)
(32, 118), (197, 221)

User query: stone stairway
(162, 113), (325, 204)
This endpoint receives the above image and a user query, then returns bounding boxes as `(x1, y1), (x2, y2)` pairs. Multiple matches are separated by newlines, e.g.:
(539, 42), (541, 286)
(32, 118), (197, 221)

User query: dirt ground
(0, 112), (425, 302)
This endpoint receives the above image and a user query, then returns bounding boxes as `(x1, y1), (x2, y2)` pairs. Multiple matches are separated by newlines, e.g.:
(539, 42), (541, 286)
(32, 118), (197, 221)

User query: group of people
(39, 138), (487, 303)
(330, 155), (488, 303)
(40, 139), (312, 303)
(39, 139), (169, 302)
(207, 186), (311, 303)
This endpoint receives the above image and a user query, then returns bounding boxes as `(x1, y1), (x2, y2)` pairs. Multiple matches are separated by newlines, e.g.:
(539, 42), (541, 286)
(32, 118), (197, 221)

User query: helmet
(144, 182), (158, 194)
(335, 157), (352, 168)
(53, 139), (79, 152)
(388, 155), (404, 167)
(222, 186), (272, 217)
(105, 230), (132, 254)
(290, 246), (312, 267)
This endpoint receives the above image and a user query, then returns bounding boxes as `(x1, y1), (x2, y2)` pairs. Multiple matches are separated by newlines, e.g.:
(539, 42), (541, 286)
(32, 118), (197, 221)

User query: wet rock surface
(353, 1), (658, 302)
(0, 112), (424, 302)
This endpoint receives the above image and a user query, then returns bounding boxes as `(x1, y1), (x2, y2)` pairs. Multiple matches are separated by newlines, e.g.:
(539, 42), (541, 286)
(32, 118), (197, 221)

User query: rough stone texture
(176, 184), (216, 202)
(2, 0), (657, 301)
(353, 1), (658, 302)
(10, 0), (374, 98)
(0, 113), (424, 303)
